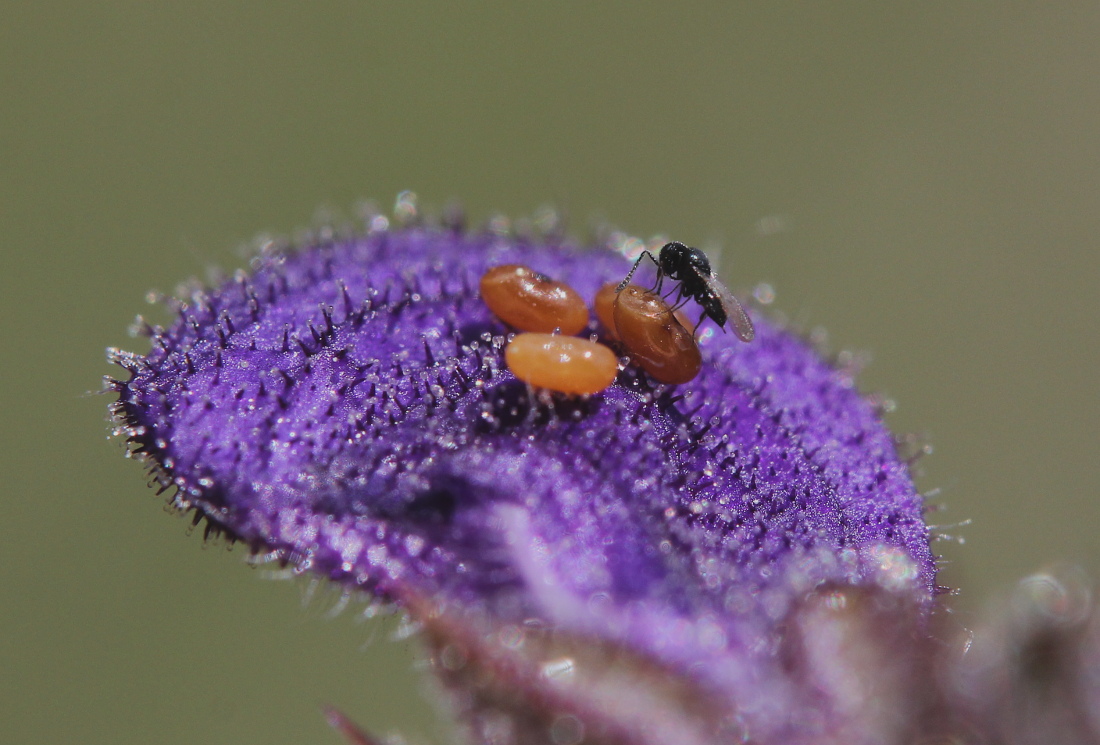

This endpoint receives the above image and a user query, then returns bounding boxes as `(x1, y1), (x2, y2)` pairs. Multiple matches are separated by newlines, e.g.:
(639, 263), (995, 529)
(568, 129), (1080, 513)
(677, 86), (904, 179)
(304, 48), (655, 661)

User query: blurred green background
(2, 4), (1097, 744)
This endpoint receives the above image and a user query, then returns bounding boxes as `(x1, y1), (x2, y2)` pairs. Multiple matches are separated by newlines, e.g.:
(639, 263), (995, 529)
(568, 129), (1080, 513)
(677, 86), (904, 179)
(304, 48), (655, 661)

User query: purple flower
(108, 205), (941, 744)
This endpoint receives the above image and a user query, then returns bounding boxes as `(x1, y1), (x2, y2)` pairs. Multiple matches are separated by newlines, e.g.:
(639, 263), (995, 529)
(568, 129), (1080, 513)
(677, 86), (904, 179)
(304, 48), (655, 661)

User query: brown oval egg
(594, 282), (621, 338)
(597, 282), (695, 340)
(504, 333), (618, 395)
(480, 265), (588, 335)
(613, 285), (702, 385)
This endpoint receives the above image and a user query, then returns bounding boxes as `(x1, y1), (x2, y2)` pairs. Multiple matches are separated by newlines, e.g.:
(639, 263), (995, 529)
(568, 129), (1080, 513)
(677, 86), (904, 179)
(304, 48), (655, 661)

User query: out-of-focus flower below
(106, 199), (1100, 744)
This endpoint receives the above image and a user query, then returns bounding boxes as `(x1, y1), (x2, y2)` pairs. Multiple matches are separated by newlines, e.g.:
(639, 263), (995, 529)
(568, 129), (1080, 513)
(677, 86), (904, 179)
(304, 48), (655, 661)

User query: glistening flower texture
(109, 210), (936, 744)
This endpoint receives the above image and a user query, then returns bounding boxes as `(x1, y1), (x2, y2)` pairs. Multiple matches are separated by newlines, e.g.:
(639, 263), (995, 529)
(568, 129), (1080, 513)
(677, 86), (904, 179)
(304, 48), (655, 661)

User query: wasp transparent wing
(707, 276), (755, 342)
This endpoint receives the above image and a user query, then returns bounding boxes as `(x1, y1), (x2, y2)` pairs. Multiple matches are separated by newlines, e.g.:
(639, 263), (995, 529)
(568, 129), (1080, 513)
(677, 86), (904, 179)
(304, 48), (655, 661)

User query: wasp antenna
(615, 250), (660, 292)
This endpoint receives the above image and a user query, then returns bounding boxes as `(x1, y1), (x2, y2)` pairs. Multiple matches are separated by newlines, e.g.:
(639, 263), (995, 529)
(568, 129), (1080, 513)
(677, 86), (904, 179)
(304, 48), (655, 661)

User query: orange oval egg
(594, 282), (621, 338)
(480, 265), (588, 335)
(613, 285), (702, 385)
(596, 282), (695, 340)
(504, 333), (618, 395)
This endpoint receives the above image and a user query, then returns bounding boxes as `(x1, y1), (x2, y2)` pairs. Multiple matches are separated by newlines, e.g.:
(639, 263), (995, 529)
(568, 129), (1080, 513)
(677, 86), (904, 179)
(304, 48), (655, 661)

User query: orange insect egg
(480, 264), (589, 335)
(593, 282), (621, 338)
(595, 282), (694, 340)
(504, 333), (619, 395)
(613, 285), (702, 385)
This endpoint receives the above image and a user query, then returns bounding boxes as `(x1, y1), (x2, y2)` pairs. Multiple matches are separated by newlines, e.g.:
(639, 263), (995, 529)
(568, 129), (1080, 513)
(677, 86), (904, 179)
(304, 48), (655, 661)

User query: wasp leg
(691, 310), (727, 341)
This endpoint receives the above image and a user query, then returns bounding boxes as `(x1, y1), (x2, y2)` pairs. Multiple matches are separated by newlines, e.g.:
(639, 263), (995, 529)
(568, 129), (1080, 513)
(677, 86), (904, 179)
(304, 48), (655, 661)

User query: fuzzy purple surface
(110, 223), (936, 740)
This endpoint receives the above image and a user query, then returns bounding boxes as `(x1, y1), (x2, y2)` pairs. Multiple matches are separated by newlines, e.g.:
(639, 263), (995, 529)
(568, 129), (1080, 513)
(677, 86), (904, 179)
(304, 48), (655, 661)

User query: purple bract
(109, 211), (938, 744)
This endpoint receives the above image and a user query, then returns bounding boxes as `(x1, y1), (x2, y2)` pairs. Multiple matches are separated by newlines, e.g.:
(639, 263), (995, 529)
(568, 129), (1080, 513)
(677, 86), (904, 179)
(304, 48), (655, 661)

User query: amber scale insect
(480, 264), (588, 335)
(612, 285), (701, 385)
(504, 333), (619, 396)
